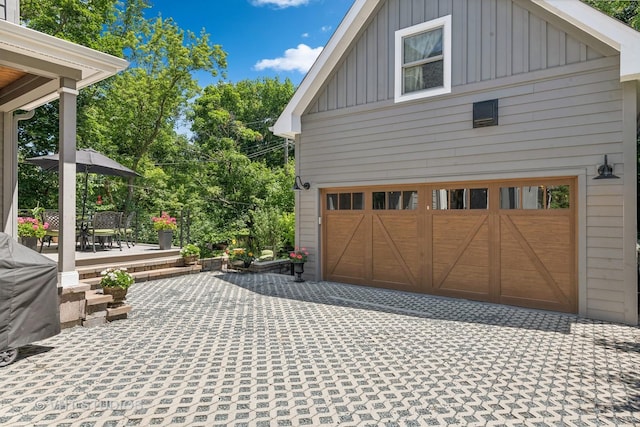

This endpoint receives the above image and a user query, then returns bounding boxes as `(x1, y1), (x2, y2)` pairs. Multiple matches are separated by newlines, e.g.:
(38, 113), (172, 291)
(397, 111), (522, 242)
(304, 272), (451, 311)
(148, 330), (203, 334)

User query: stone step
(83, 264), (202, 288)
(78, 255), (186, 280)
(85, 289), (113, 306)
(107, 304), (132, 322)
(83, 290), (113, 328)
(74, 248), (182, 267)
(130, 264), (202, 283)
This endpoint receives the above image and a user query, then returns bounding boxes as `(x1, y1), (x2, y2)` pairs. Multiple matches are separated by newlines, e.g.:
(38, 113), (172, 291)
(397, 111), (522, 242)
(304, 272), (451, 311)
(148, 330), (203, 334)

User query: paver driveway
(1, 272), (639, 426)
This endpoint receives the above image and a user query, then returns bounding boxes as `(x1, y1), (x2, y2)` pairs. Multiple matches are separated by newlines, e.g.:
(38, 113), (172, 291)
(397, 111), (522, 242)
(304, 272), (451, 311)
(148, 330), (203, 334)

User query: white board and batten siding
(308, 0), (613, 114)
(295, 0), (637, 324)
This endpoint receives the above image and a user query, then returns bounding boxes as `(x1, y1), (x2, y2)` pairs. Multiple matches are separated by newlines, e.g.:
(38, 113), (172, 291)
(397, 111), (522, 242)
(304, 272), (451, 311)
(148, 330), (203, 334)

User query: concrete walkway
(1, 272), (639, 426)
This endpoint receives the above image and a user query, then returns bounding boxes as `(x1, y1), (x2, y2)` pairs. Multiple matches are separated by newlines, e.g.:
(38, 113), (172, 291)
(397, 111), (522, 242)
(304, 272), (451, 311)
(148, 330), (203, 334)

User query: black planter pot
(292, 262), (305, 282)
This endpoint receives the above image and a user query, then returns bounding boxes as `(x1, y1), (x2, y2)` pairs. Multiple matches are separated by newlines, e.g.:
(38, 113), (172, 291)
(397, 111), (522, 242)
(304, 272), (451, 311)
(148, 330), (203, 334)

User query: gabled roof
(0, 19), (129, 112)
(533, 0), (640, 82)
(273, 0), (381, 139)
(273, 0), (640, 139)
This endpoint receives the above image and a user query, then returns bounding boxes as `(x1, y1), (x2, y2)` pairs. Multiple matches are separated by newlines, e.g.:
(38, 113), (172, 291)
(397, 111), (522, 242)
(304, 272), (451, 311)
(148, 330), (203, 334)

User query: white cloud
(321, 25), (332, 32)
(254, 44), (323, 73)
(301, 32), (309, 38)
(250, 0), (310, 8)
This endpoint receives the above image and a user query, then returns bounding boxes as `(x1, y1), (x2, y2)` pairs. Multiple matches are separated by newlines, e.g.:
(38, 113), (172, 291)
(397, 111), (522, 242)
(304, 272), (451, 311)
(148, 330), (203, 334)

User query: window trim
(394, 15), (452, 103)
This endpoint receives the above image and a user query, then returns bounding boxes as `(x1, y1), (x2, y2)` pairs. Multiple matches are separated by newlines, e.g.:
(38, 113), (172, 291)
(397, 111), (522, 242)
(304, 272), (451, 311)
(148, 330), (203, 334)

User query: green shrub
(251, 207), (283, 254)
(180, 243), (201, 258)
(279, 212), (295, 249)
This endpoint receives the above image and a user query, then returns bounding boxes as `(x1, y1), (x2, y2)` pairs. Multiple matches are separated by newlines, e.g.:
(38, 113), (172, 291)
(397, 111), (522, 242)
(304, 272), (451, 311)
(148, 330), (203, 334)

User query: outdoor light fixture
(292, 175), (310, 190)
(593, 155), (619, 179)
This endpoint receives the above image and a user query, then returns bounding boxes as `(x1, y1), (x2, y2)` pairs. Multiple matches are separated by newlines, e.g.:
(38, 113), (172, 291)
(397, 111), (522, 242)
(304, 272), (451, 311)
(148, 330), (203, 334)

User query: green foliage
(99, 267), (134, 289)
(18, 104), (62, 210)
(279, 212), (296, 249)
(180, 243), (201, 258)
(251, 207), (284, 255)
(90, 16), (227, 214)
(152, 212), (178, 231)
(227, 247), (256, 265)
(191, 78), (295, 168)
(549, 185), (571, 209)
(17, 2), (296, 252)
(584, 1), (640, 30)
(17, 217), (48, 239)
(20, 0), (123, 53)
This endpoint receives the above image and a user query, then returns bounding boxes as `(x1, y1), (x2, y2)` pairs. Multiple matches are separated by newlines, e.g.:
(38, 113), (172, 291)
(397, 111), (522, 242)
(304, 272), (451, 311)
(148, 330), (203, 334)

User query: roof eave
(0, 19), (129, 110)
(275, 0), (640, 139)
(532, 0), (640, 82)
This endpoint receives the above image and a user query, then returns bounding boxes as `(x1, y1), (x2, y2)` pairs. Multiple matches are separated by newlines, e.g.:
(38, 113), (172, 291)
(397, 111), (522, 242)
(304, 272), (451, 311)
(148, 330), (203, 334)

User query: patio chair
(39, 210), (59, 253)
(88, 211), (123, 252)
(120, 211), (136, 248)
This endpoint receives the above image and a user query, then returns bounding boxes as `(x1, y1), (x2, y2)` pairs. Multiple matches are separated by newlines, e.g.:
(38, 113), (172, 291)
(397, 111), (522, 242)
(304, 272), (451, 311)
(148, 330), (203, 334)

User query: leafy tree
(191, 78), (296, 168)
(17, 2), (293, 250)
(279, 211), (295, 250)
(187, 78), (296, 247)
(17, 0), (149, 210)
(92, 17), (227, 211)
(251, 207), (284, 254)
(584, 1), (640, 30)
(21, 0), (118, 51)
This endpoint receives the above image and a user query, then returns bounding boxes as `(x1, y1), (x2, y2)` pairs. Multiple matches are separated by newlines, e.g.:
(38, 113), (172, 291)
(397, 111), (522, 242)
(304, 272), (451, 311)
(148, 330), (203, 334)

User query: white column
(58, 78), (79, 287)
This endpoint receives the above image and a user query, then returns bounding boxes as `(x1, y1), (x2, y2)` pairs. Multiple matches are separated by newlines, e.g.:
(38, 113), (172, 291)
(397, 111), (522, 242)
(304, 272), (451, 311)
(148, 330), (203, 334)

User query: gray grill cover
(0, 233), (60, 351)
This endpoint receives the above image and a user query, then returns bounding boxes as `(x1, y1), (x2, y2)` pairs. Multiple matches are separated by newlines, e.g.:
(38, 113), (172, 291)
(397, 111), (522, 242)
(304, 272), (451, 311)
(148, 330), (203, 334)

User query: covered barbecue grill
(0, 233), (60, 366)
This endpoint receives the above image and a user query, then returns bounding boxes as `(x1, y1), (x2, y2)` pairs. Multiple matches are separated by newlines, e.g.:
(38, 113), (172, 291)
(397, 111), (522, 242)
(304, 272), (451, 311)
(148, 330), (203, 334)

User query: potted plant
(180, 244), (201, 265)
(17, 216), (48, 250)
(289, 247), (309, 282)
(227, 247), (255, 269)
(100, 267), (134, 306)
(152, 212), (177, 250)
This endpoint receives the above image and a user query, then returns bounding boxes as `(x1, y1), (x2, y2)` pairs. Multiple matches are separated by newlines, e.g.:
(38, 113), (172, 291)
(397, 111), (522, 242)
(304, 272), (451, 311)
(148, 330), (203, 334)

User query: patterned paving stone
(0, 272), (639, 426)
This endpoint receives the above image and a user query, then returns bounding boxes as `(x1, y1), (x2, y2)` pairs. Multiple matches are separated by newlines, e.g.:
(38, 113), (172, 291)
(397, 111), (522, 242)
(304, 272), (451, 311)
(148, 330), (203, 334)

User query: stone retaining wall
(249, 259), (292, 275)
(201, 257), (293, 276)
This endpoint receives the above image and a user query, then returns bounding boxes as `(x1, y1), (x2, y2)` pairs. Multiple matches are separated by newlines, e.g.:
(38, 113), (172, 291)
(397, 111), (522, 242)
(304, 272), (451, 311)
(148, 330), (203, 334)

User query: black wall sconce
(292, 175), (310, 190)
(593, 155), (619, 179)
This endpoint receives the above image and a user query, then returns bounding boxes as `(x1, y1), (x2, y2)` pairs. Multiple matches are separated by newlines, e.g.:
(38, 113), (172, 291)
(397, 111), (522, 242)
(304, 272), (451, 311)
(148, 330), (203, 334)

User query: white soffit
(0, 19), (129, 110)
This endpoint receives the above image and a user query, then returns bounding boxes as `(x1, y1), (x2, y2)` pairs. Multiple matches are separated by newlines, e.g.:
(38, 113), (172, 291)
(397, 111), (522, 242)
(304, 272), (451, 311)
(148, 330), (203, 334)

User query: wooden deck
(41, 242), (181, 266)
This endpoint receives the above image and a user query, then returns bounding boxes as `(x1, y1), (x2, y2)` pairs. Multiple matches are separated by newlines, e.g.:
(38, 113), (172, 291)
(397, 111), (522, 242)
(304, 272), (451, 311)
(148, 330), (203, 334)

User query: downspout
(3, 109), (34, 236)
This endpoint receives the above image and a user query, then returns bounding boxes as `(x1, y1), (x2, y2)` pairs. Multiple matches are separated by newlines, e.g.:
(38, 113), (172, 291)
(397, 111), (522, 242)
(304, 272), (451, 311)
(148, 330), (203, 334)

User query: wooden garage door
(322, 179), (577, 313)
(323, 190), (422, 292)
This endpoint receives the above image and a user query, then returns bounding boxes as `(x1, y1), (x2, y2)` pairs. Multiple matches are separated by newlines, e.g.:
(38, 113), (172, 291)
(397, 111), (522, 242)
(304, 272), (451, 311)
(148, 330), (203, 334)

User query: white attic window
(395, 15), (452, 103)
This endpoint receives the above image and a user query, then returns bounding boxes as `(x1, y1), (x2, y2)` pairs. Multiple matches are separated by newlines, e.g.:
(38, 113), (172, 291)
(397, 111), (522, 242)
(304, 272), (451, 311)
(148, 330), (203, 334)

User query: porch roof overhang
(0, 19), (129, 112)
(273, 0), (640, 139)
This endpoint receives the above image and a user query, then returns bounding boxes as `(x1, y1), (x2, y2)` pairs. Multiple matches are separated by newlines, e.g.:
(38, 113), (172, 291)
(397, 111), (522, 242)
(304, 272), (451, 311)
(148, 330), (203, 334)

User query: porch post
(2, 112), (13, 235)
(58, 78), (79, 287)
(3, 110), (35, 236)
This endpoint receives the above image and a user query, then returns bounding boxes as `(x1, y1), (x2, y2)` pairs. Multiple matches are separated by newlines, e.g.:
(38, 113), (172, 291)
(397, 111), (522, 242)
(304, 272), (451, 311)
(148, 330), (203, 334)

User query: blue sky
(147, 0), (354, 87)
